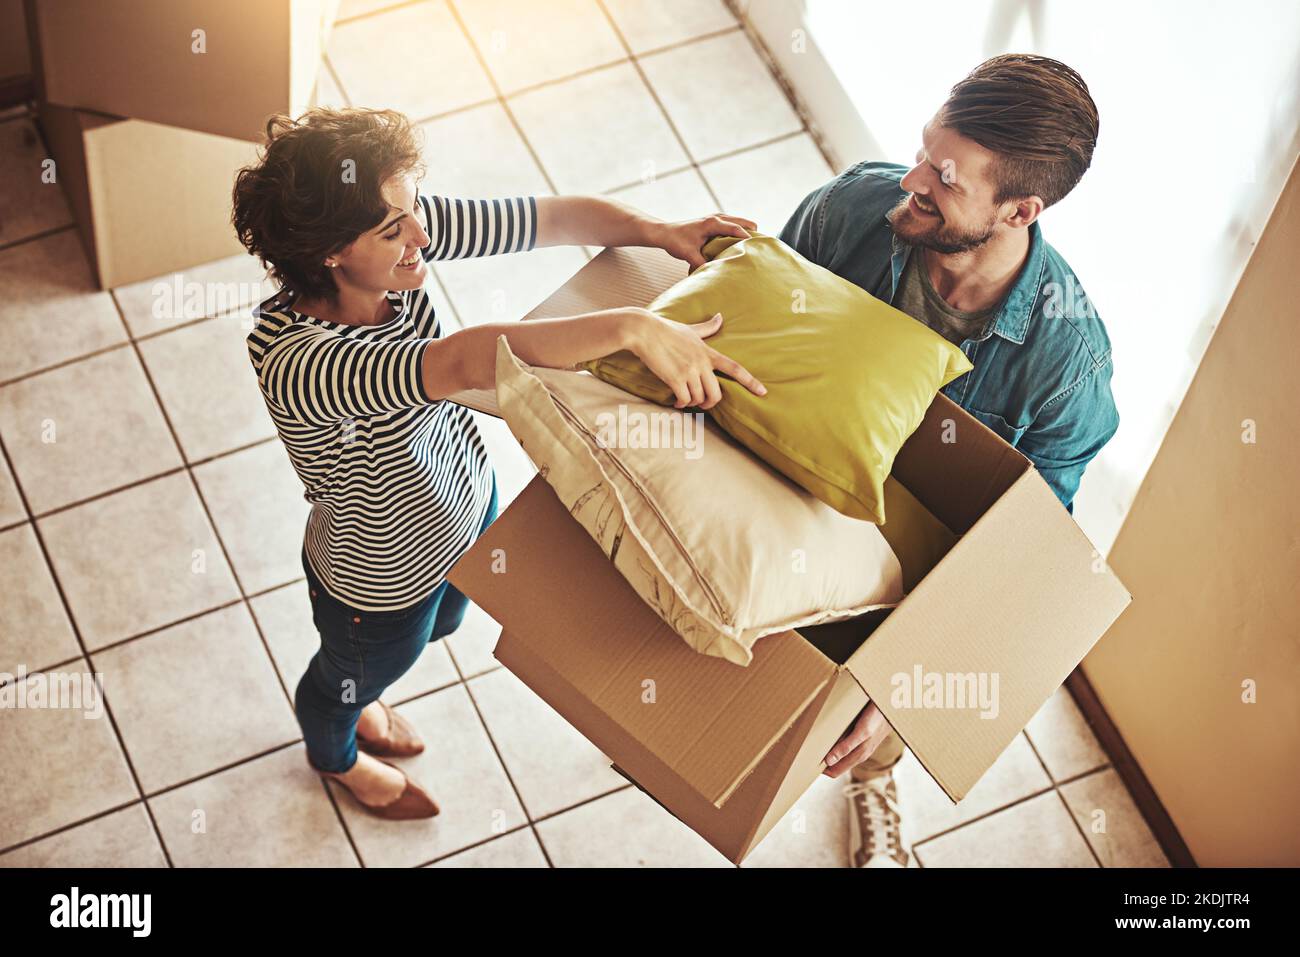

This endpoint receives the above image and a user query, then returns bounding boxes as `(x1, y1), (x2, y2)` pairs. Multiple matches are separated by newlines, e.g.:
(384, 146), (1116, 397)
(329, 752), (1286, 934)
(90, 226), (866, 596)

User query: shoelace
(843, 779), (903, 857)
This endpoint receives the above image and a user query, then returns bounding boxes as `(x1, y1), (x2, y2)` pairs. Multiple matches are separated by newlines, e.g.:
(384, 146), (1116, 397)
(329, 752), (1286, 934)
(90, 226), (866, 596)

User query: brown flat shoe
(315, 756), (440, 820)
(356, 699), (425, 758)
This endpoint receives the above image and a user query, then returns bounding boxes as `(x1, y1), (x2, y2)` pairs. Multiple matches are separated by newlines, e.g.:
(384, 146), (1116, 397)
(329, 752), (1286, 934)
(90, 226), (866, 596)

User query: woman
(232, 107), (764, 819)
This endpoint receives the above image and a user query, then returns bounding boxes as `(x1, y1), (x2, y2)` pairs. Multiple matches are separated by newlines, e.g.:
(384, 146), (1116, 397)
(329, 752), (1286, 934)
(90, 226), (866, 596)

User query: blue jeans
(294, 476), (499, 773)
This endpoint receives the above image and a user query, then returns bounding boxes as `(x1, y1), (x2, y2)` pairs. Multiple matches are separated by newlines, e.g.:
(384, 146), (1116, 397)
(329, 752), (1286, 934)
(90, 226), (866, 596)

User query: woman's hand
(623, 308), (766, 410)
(652, 214), (758, 272)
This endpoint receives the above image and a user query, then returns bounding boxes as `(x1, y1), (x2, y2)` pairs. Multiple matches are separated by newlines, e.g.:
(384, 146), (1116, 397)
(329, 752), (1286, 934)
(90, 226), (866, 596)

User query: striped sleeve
(259, 324), (436, 424)
(418, 193), (537, 262)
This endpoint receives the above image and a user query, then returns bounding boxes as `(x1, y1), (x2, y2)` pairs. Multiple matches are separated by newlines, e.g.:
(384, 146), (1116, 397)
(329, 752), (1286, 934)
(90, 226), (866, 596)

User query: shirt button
(352, 616), (361, 624)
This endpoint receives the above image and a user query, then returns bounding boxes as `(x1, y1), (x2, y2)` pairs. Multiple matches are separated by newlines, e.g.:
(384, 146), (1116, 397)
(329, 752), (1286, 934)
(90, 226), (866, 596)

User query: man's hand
(823, 701), (891, 778)
(652, 214), (757, 272)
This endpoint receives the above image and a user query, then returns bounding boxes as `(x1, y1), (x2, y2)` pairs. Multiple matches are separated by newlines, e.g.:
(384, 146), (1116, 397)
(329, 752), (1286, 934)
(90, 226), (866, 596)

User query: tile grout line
(390, 26), (745, 129)
(722, 0), (841, 174)
(908, 783), (1060, 853)
(0, 295), (272, 390)
(1, 663), (514, 859)
(0, 739), (294, 860)
(0, 797), (161, 862)
(442, 0), (559, 201)
(0, 572), (328, 686)
(101, 286), (369, 867)
(1054, 762), (1114, 788)
(0, 100), (176, 862)
(1054, 785), (1106, 868)
(591, 0), (728, 214)
(596, 129), (813, 199)
(908, 769), (1111, 865)
(428, 648), (558, 867)
(412, 781), (638, 868)
(435, 0), (571, 315)
(321, 53), (351, 110)
(1021, 725), (1107, 867)
(101, 294), (275, 643)
(412, 821), (541, 868)
(332, 0), (426, 28)
(0, 221), (76, 256)
(325, 89), (456, 334)
(9, 430), (277, 525)
(0, 430), (176, 867)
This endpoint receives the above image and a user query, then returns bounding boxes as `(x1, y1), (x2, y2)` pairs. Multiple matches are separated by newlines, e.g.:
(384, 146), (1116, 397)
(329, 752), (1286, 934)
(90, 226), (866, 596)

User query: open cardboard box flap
(836, 382), (1133, 800)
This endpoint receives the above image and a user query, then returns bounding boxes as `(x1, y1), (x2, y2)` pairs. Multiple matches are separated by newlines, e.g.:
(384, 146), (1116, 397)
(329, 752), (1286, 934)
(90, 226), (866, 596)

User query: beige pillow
(493, 336), (905, 666)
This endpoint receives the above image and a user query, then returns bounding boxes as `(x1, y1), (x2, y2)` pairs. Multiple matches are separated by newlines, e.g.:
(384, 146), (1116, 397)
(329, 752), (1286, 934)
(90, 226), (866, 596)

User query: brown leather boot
(356, 699), (425, 758)
(315, 756), (440, 820)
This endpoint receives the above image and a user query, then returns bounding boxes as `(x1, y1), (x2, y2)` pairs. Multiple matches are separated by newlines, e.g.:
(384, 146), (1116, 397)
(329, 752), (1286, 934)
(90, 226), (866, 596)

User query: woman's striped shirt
(246, 193), (537, 611)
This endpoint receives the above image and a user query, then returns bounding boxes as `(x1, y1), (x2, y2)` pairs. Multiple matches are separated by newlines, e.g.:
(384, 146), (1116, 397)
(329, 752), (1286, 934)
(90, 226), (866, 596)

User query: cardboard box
(38, 103), (259, 288)
(25, 0), (340, 142)
(1, 0), (31, 83)
(448, 245), (1132, 863)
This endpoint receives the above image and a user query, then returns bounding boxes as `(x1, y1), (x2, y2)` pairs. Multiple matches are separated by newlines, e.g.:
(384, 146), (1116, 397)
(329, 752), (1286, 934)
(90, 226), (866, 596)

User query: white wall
(742, 0), (1300, 551)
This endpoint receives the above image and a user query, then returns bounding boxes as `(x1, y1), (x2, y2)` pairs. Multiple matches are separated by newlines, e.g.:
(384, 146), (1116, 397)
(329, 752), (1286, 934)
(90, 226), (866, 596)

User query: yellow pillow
(584, 233), (972, 523)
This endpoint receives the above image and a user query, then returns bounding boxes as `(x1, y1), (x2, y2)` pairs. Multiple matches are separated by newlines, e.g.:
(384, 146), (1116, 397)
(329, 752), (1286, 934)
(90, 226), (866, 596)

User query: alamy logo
(0, 667), (104, 719)
(150, 275), (267, 324)
(1042, 276), (1097, 320)
(890, 666), (1000, 719)
(49, 887), (151, 937)
(592, 406), (705, 459)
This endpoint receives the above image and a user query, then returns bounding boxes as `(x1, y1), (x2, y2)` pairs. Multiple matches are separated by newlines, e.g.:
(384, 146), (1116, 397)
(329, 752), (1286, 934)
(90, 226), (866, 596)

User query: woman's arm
(421, 307), (766, 410)
(533, 195), (663, 248)
(534, 195), (758, 271)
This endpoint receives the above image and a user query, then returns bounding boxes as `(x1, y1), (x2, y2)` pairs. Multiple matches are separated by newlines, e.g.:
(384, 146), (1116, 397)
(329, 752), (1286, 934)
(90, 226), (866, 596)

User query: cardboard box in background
(25, 0), (340, 142)
(37, 104), (258, 288)
(0, 0), (31, 82)
(448, 245), (1132, 863)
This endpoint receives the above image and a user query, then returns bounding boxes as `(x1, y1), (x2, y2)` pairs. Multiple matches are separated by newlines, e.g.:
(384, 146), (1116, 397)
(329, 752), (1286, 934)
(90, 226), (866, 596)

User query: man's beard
(886, 195), (997, 255)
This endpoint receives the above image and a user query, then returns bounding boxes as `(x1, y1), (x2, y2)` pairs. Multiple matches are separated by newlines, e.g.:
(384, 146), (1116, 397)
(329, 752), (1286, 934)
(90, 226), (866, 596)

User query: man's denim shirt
(779, 161), (1119, 513)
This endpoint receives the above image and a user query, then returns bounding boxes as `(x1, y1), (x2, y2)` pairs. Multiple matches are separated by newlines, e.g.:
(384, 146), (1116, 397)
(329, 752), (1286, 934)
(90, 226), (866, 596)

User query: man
(779, 54), (1119, 868)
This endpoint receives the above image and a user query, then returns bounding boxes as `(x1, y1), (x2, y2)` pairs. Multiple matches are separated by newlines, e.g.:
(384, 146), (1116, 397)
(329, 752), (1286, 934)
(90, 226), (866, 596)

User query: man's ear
(1003, 195), (1045, 229)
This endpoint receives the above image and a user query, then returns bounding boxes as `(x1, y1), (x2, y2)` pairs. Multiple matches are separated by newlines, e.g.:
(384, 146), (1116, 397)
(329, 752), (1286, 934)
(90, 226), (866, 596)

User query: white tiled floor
(0, 0), (1167, 868)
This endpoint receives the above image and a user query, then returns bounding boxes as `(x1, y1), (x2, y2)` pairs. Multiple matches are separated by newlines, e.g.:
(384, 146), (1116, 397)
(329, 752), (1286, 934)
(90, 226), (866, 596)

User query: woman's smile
(395, 250), (424, 273)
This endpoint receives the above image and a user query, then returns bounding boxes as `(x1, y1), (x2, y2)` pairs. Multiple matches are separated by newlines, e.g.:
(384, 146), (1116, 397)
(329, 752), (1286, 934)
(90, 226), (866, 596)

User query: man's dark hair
(232, 107), (426, 303)
(940, 54), (1099, 208)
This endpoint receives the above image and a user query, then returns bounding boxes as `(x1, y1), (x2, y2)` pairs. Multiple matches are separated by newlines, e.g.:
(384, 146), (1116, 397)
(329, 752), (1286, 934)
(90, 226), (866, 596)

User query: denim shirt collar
(888, 221), (1046, 346)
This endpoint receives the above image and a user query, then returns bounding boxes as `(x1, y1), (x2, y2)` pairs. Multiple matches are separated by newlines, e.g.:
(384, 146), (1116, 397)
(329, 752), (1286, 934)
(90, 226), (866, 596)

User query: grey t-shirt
(893, 252), (995, 346)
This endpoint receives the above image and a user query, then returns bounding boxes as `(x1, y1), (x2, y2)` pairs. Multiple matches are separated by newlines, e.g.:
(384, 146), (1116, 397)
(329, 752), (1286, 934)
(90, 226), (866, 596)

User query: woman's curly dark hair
(232, 107), (426, 303)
